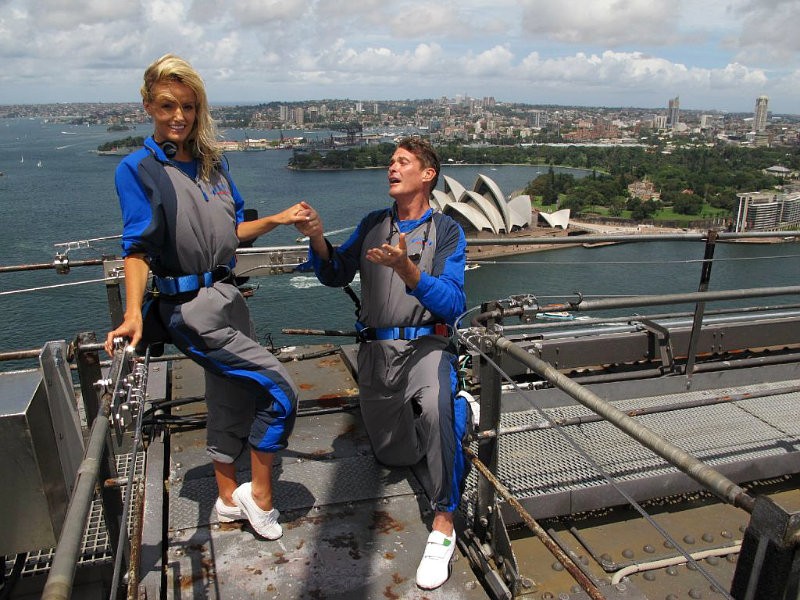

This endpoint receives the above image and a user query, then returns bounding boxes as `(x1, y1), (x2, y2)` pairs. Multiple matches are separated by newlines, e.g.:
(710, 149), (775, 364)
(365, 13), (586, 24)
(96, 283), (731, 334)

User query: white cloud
(520, 0), (681, 47)
(727, 0), (800, 66)
(0, 0), (797, 111)
(457, 46), (515, 76)
(24, 0), (140, 29)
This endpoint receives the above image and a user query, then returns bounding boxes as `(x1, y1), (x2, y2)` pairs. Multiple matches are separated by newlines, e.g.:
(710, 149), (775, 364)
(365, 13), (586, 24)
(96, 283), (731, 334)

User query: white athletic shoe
(456, 390), (481, 431)
(215, 497), (244, 523)
(415, 530), (457, 590)
(232, 482), (282, 540)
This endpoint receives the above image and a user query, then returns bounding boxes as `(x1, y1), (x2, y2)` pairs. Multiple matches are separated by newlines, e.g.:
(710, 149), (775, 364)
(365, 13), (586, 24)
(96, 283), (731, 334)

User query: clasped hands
(294, 201), (414, 270)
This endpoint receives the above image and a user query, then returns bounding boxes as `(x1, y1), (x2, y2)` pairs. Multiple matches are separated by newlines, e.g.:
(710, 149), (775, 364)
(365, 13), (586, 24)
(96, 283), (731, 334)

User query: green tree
(673, 194), (704, 215)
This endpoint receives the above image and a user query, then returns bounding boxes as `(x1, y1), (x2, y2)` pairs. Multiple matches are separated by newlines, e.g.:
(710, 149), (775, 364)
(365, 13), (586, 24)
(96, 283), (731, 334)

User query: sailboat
(20, 155), (24, 164)
(37, 160), (42, 168)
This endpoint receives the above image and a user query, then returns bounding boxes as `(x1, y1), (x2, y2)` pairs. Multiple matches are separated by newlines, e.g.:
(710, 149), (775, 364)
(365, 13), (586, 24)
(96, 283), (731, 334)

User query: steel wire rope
(453, 303), (735, 598)
(466, 252), (800, 267)
(0, 276), (115, 296)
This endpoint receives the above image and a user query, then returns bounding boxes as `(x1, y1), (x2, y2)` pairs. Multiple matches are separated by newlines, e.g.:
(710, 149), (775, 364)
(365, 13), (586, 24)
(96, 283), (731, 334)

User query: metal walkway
(154, 350), (489, 600)
(488, 372), (800, 523)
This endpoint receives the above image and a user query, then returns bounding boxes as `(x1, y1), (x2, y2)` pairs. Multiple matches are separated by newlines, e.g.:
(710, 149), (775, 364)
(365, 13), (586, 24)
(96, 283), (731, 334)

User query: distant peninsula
(96, 136), (144, 156)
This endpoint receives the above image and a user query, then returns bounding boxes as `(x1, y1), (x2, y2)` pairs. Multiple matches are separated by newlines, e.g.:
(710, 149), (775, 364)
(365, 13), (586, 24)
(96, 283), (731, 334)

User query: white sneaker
(457, 390), (480, 431)
(231, 482), (282, 540)
(215, 497), (244, 523)
(415, 530), (456, 589)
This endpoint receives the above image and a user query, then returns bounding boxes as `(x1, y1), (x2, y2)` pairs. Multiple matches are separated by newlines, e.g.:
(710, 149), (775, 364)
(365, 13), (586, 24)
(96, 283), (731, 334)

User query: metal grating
(462, 380), (800, 512)
(3, 449), (145, 579)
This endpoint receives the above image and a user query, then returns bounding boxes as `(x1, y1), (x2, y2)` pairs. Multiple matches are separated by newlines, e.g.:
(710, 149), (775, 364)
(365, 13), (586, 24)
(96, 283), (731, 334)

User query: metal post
(474, 301), (504, 542)
(74, 332), (102, 425)
(685, 230), (717, 383)
(730, 495), (800, 599)
(104, 255), (124, 329)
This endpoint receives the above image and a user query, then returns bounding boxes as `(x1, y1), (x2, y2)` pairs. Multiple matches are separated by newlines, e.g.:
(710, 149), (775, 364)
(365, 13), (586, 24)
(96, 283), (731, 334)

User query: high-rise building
(754, 95), (769, 132)
(734, 191), (800, 232)
(667, 96), (680, 129)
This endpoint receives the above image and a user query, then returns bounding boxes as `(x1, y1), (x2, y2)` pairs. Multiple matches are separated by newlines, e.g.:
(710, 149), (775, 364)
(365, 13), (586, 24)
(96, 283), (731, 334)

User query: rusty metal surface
(170, 344), (360, 411)
(164, 347), (488, 599)
(170, 453), (423, 531)
(500, 477), (800, 599)
(166, 495), (485, 600)
(160, 345), (800, 599)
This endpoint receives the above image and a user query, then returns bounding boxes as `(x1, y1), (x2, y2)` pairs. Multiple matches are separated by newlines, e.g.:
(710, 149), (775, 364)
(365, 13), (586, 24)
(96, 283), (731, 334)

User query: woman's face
(144, 80), (197, 157)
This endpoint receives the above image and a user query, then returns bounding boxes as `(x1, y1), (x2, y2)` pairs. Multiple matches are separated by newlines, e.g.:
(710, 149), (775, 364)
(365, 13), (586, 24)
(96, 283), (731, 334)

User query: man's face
(387, 147), (434, 199)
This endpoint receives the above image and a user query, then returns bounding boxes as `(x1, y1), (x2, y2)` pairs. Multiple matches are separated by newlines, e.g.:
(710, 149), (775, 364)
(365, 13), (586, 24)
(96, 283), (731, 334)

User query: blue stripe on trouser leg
(446, 355), (470, 513)
(169, 328), (298, 453)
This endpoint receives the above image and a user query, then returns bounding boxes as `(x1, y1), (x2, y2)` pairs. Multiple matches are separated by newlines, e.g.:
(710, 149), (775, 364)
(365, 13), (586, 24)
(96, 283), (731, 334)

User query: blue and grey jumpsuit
(115, 136), (298, 461)
(308, 205), (469, 512)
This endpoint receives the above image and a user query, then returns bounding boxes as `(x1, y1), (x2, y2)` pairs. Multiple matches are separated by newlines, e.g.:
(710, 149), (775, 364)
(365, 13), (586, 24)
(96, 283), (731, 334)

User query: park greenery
(289, 142), (799, 223)
(97, 136), (144, 152)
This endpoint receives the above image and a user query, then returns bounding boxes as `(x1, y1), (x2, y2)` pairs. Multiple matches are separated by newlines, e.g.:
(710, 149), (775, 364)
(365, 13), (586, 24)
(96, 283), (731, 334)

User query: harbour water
(2, 118), (800, 361)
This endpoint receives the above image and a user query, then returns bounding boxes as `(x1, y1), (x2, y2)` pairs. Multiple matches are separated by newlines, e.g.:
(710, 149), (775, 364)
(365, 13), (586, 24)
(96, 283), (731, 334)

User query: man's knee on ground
(373, 446), (418, 468)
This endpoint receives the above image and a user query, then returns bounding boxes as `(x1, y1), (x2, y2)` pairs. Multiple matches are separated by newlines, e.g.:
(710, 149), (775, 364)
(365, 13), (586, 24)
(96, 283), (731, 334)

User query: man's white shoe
(415, 530), (456, 589)
(456, 390), (480, 431)
(231, 482), (282, 540)
(215, 497), (244, 523)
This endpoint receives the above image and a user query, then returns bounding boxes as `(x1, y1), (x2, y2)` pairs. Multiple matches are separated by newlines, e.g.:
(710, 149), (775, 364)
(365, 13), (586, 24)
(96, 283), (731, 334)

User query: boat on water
(3, 230), (800, 599)
(540, 310), (574, 320)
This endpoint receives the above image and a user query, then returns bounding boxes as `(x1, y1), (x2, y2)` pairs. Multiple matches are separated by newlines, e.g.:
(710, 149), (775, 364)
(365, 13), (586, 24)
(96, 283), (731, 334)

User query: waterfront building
(431, 174), (533, 235)
(734, 191), (800, 232)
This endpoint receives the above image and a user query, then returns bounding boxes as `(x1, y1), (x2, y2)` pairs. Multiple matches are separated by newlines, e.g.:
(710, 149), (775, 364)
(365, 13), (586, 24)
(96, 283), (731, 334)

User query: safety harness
(355, 321), (451, 342)
(153, 265), (233, 296)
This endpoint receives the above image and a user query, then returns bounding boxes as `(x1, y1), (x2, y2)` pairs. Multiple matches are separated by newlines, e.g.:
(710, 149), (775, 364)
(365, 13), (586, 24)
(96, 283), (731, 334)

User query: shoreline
(465, 220), (688, 260)
(465, 220), (797, 260)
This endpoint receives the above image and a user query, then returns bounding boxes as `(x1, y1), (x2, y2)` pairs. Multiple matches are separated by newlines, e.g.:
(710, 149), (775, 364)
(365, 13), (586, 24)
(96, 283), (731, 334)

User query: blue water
(2, 118), (800, 361)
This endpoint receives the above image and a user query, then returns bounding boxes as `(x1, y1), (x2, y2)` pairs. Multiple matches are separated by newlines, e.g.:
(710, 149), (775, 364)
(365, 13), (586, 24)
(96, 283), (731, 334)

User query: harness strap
(356, 321), (451, 341)
(153, 265), (232, 296)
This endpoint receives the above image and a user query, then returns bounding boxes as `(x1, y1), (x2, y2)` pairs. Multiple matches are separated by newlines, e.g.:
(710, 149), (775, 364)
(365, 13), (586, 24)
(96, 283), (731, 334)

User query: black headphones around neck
(160, 141), (178, 159)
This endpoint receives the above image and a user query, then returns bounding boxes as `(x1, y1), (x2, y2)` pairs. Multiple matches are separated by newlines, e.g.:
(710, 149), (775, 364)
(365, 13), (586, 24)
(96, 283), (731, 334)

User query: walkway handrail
(464, 230), (800, 246)
(472, 285), (800, 326)
(41, 345), (131, 600)
(41, 395), (113, 600)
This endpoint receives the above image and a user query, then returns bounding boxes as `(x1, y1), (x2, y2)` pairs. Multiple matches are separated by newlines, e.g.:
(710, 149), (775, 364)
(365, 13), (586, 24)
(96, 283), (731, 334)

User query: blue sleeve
(221, 161), (245, 224)
(115, 153), (159, 258)
(308, 218), (366, 287)
(410, 216), (467, 324)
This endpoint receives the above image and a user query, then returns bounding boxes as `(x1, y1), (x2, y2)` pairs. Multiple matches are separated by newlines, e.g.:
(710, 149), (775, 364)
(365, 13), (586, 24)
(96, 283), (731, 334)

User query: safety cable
(0, 276), (113, 296)
(467, 251), (800, 267)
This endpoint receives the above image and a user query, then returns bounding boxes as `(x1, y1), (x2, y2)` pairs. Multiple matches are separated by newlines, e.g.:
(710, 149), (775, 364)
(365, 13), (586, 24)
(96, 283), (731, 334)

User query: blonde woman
(106, 54), (308, 540)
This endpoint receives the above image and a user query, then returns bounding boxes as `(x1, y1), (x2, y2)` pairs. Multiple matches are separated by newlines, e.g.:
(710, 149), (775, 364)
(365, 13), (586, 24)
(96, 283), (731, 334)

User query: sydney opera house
(431, 173), (570, 235)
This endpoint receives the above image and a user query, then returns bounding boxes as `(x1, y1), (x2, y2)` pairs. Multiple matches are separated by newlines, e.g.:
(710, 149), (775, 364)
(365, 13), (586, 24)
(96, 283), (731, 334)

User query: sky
(1, 0), (798, 114)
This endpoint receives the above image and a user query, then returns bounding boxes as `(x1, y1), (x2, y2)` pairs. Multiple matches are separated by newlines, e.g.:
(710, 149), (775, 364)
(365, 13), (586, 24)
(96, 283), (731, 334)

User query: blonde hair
(141, 54), (221, 180)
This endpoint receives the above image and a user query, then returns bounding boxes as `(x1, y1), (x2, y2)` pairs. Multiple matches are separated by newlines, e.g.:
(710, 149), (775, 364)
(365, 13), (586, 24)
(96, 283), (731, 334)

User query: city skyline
(1, 1), (798, 113)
